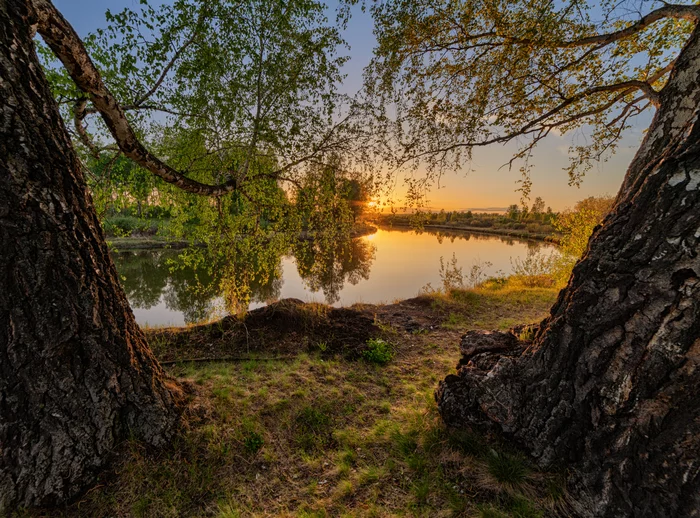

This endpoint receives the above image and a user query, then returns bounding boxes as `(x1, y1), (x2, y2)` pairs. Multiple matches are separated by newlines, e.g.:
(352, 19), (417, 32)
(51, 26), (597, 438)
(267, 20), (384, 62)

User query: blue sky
(53, 0), (646, 211)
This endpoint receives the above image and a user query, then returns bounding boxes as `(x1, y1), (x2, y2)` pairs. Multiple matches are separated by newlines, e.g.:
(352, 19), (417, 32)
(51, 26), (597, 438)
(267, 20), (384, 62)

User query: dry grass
(28, 278), (564, 518)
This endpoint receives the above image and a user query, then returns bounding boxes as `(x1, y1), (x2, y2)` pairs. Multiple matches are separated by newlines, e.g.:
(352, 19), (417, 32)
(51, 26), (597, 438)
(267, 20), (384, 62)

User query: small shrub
(467, 259), (493, 287)
(243, 431), (264, 454)
(362, 338), (394, 365)
(510, 248), (556, 287)
(439, 253), (465, 291)
(552, 195), (615, 285)
(103, 215), (159, 237)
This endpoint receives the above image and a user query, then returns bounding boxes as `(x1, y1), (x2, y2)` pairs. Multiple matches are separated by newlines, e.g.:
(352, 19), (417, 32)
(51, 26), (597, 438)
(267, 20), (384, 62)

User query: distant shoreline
(376, 221), (560, 244)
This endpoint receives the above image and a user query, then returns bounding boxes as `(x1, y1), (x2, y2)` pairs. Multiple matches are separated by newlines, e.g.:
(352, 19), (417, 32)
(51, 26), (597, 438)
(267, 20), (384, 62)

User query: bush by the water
(550, 196), (614, 285)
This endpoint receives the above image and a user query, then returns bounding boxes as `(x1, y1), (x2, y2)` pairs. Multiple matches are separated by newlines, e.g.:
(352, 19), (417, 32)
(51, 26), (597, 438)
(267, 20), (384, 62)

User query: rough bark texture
(0, 0), (180, 511)
(437, 27), (700, 518)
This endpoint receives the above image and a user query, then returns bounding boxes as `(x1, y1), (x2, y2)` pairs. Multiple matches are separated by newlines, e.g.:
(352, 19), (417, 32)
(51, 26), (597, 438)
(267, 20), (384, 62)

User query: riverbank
(40, 277), (569, 518)
(107, 223), (380, 250)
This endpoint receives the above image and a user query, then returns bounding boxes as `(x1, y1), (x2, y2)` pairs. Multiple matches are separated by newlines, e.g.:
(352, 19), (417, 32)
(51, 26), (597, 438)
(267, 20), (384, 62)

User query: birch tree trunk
(437, 27), (700, 518)
(0, 0), (179, 511)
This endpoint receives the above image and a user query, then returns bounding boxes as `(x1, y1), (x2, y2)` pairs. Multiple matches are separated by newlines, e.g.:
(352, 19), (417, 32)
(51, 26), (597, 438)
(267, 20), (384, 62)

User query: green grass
(487, 451), (530, 486)
(428, 276), (558, 330)
(37, 279), (562, 517)
(448, 428), (489, 457)
(242, 430), (264, 454)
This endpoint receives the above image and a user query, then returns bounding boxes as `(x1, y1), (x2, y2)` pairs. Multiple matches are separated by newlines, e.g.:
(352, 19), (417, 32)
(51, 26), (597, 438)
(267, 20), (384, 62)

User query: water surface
(113, 227), (552, 326)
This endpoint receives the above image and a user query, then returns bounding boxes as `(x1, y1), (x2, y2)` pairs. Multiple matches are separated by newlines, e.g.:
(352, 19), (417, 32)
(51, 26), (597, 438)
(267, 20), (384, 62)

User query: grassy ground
(31, 278), (563, 518)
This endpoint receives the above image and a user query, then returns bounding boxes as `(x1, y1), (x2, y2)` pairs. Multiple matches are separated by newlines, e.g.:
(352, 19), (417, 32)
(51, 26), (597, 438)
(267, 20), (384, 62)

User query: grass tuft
(242, 431), (264, 454)
(487, 451), (530, 485)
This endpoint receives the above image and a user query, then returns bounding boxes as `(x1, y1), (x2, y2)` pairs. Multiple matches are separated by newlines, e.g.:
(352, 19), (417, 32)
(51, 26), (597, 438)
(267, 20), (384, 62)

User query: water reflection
(381, 225), (536, 248)
(117, 250), (218, 323)
(293, 236), (376, 304)
(113, 227), (552, 326)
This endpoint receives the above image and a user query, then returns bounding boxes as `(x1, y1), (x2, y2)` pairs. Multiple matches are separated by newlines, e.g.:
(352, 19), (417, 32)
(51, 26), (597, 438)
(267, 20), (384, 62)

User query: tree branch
(73, 98), (101, 158)
(560, 4), (700, 48)
(32, 0), (239, 196)
(131, 22), (201, 108)
(395, 80), (654, 166)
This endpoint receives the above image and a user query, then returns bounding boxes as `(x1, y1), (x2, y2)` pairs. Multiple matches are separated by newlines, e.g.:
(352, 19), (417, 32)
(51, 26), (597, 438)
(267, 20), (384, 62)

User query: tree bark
(437, 27), (700, 518)
(0, 0), (180, 511)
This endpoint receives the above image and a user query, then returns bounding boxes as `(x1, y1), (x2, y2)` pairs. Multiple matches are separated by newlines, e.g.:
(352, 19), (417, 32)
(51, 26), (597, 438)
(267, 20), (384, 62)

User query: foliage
(378, 206), (557, 235)
(517, 325), (537, 342)
(37, 0), (378, 298)
(362, 338), (394, 365)
(40, 0), (358, 169)
(427, 253), (495, 295)
(366, 0), (693, 199)
(438, 253), (465, 291)
(103, 215), (160, 237)
(510, 248), (557, 288)
(551, 195), (615, 284)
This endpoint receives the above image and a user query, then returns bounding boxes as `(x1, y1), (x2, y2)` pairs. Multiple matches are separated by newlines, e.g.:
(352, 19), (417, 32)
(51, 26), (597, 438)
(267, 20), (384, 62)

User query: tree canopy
(366, 0), (698, 197)
(34, 0), (384, 312)
(37, 0), (372, 197)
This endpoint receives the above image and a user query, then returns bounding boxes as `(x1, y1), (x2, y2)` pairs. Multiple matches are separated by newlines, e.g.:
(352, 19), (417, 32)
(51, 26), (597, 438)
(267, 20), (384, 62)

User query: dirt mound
(147, 299), (380, 362)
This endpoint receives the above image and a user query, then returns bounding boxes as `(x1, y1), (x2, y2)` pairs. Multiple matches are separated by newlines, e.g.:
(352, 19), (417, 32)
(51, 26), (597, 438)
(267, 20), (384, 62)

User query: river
(112, 227), (555, 326)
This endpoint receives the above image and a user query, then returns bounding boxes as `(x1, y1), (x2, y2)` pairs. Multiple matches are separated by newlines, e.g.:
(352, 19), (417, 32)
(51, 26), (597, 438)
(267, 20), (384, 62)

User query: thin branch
(401, 79), (655, 163)
(33, 0), (238, 196)
(406, 4), (698, 55)
(131, 22), (202, 107)
(73, 99), (100, 158)
(560, 4), (700, 48)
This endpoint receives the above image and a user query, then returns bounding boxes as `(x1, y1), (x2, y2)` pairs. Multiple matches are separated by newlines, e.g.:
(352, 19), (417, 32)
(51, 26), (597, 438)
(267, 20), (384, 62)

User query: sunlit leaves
(552, 195), (614, 284)
(365, 0), (696, 193)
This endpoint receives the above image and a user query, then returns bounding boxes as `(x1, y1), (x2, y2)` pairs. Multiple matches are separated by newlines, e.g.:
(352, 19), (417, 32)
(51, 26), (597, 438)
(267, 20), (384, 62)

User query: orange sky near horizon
(370, 126), (642, 212)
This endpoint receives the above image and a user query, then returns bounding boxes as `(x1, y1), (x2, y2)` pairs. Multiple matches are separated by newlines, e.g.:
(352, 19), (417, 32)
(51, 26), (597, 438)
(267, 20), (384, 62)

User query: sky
(53, 0), (649, 211)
